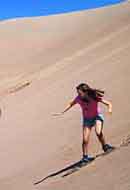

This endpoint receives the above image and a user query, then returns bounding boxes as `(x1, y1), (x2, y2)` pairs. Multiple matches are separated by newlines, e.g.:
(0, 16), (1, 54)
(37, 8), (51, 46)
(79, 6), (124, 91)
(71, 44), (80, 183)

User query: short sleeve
(97, 96), (103, 102)
(71, 96), (79, 105)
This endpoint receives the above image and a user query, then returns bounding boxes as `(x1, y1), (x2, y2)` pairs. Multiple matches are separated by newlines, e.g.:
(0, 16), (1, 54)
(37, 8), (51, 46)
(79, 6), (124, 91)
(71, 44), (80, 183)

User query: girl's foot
(103, 144), (114, 152)
(81, 155), (95, 163)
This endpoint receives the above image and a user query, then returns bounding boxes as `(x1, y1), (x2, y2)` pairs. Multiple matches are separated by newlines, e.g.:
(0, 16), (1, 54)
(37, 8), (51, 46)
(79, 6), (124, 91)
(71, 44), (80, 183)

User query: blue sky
(0, 0), (125, 20)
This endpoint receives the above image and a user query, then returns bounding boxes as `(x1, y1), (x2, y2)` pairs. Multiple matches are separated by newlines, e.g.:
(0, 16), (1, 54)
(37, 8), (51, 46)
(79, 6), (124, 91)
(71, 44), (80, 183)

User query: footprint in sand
(120, 135), (130, 147)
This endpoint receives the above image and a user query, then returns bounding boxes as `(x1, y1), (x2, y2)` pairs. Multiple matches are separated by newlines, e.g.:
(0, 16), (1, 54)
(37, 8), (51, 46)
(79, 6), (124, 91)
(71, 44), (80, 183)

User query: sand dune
(0, 1), (130, 190)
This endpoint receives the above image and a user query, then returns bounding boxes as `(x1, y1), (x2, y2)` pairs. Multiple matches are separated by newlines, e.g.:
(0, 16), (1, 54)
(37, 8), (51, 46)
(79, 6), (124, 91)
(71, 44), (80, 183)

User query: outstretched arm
(52, 100), (76, 116)
(101, 99), (112, 114)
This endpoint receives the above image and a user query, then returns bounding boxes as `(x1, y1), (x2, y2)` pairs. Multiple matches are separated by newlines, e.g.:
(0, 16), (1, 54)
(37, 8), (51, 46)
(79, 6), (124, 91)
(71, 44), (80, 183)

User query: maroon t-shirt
(73, 95), (102, 119)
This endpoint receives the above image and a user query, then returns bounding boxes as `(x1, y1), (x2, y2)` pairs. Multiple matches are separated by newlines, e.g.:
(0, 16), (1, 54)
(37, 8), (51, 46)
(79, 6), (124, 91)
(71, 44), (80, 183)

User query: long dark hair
(76, 83), (104, 103)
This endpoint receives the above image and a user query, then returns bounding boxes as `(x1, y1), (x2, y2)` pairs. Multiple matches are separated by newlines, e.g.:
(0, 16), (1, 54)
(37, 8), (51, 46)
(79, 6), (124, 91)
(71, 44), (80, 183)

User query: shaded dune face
(0, 2), (130, 190)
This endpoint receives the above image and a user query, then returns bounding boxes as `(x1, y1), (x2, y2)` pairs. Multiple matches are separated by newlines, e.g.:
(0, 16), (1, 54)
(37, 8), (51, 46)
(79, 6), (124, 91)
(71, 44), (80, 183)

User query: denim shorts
(83, 114), (104, 128)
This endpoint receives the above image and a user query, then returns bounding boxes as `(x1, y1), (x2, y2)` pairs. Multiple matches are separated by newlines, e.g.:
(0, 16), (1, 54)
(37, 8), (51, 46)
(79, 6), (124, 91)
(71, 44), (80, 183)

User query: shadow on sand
(33, 135), (130, 185)
(34, 148), (116, 185)
(34, 160), (84, 185)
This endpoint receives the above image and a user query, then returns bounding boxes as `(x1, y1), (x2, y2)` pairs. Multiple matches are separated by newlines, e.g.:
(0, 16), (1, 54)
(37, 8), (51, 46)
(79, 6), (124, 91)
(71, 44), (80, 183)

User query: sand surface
(0, 1), (130, 190)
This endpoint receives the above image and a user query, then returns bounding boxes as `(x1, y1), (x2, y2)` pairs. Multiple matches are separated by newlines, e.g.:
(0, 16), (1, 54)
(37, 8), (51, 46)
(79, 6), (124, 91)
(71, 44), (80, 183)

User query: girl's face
(77, 89), (86, 97)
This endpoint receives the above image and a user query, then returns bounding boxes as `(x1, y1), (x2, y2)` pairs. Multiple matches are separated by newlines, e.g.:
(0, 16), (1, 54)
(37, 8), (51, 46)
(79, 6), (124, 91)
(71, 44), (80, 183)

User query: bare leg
(82, 127), (92, 156)
(95, 120), (106, 148)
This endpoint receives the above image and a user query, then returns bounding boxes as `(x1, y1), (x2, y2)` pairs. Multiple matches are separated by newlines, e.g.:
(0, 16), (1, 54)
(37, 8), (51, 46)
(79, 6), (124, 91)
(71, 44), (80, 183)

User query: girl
(54, 83), (113, 162)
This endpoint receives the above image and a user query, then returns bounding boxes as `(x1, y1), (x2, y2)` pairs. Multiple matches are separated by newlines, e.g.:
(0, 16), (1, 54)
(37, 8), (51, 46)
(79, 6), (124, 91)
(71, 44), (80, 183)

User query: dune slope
(0, 2), (130, 190)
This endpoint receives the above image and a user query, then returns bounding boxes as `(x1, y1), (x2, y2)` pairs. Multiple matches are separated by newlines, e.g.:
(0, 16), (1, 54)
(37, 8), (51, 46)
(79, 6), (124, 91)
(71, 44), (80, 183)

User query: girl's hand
(52, 112), (64, 116)
(52, 103), (74, 117)
(101, 99), (112, 115)
(108, 107), (112, 114)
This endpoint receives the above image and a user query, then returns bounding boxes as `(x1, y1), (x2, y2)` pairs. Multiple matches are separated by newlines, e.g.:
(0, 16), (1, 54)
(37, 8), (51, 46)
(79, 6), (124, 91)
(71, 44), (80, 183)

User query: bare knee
(96, 131), (103, 139)
(95, 120), (103, 137)
(82, 138), (89, 146)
